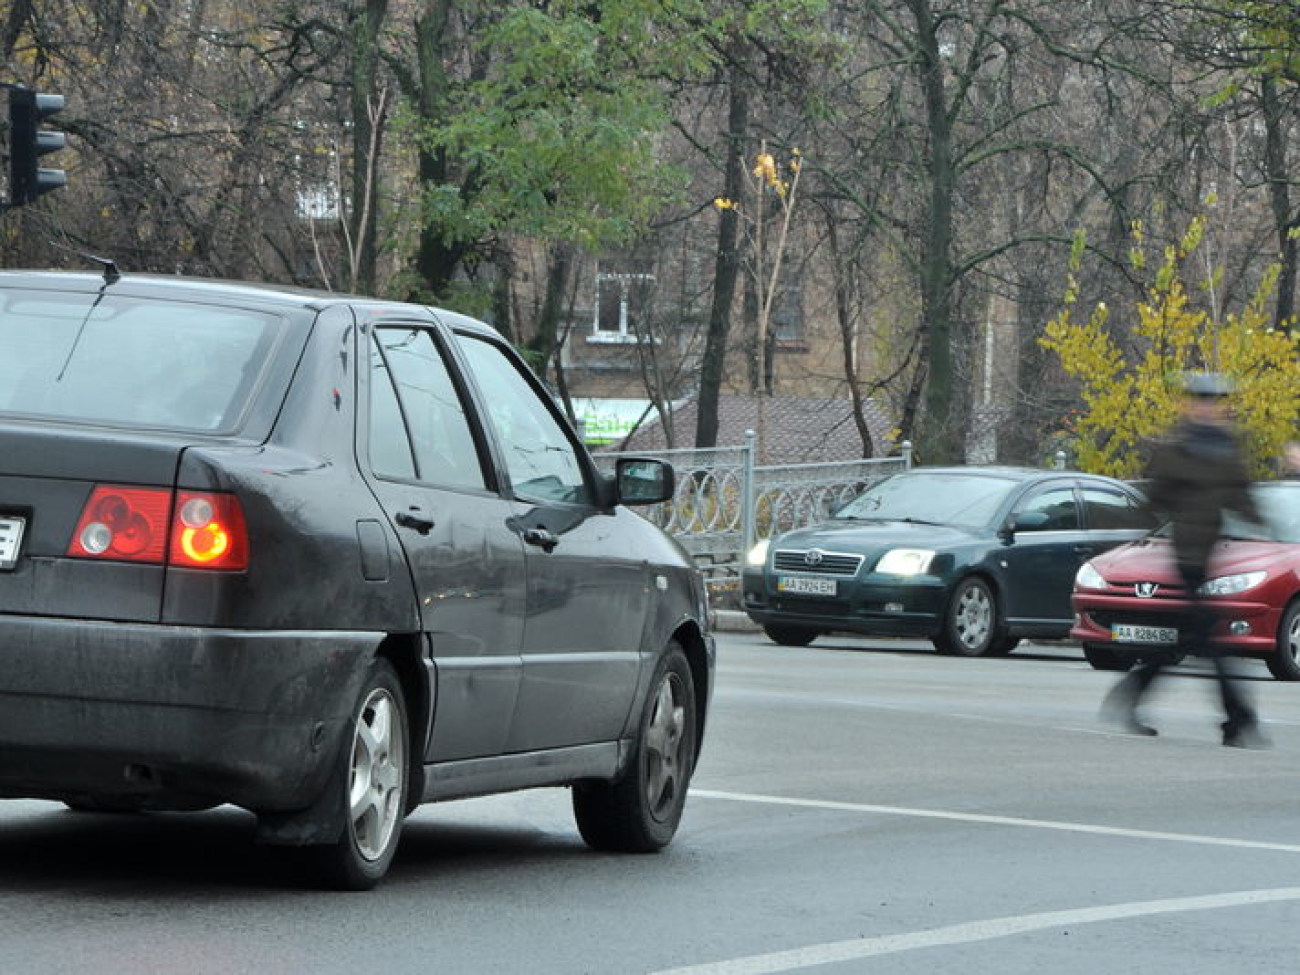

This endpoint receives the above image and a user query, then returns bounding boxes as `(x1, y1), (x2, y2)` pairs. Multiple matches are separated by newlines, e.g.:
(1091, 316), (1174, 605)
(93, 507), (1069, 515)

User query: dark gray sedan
(0, 270), (713, 889)
(742, 467), (1154, 655)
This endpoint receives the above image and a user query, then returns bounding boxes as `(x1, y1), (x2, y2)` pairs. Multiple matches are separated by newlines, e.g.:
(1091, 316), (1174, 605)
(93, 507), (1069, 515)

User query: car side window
(368, 337), (417, 479)
(456, 334), (591, 506)
(1081, 486), (1157, 530)
(1017, 486), (1079, 531)
(370, 327), (487, 491)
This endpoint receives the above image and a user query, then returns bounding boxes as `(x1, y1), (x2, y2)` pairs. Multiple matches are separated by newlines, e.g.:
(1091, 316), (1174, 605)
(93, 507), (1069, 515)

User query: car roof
(0, 269), (499, 338)
(903, 466), (1109, 482)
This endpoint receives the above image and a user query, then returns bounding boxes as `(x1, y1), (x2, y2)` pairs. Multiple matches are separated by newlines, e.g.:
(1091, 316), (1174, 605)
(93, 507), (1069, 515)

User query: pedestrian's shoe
(1222, 722), (1271, 749)
(1101, 695), (1157, 736)
(1122, 717), (1158, 737)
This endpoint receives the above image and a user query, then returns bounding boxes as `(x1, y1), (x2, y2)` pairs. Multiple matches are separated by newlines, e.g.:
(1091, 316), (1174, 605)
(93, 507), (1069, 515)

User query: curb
(713, 608), (760, 633)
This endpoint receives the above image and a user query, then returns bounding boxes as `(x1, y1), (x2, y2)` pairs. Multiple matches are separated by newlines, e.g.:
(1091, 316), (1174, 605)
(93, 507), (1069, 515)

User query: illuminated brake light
(69, 486), (171, 563)
(169, 492), (248, 570)
(69, 486), (248, 570)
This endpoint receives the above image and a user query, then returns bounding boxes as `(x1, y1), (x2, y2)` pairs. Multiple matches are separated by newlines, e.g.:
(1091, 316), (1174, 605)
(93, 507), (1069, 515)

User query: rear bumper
(0, 615), (380, 811)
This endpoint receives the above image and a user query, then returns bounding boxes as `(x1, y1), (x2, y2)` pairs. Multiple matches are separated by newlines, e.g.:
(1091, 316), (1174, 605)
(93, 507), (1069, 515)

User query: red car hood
(1090, 536), (1298, 583)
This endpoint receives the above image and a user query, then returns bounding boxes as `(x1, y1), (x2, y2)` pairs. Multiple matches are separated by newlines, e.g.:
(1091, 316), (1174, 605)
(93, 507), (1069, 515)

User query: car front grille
(772, 549), (864, 576)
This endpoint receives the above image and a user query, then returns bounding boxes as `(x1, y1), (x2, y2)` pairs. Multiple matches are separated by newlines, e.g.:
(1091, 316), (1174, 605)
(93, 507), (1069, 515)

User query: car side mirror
(615, 457), (675, 506)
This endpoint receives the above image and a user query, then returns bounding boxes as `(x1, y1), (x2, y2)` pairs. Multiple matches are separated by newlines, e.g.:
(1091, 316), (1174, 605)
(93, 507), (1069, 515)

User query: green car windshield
(835, 472), (1018, 529)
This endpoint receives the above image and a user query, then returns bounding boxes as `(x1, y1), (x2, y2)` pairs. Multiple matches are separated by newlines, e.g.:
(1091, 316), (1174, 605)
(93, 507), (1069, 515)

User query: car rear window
(0, 290), (283, 432)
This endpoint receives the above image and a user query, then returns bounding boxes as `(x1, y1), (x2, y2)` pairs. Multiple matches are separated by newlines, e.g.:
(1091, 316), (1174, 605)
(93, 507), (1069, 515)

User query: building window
(592, 271), (655, 344)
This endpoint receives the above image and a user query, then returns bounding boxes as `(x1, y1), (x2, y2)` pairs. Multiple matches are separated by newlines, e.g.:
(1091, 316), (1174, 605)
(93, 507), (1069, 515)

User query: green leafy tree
(1041, 215), (1300, 478)
(400, 3), (690, 306)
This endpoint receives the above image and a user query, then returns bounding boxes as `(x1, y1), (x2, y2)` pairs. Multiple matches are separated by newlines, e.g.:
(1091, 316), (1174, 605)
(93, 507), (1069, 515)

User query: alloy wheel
(348, 687), (405, 862)
(644, 672), (688, 822)
(954, 585), (992, 651)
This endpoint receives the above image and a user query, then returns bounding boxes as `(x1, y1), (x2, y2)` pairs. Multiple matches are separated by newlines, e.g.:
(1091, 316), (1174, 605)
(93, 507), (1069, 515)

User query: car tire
(988, 636), (1020, 656)
(1268, 601), (1300, 681)
(573, 642), (697, 853)
(933, 577), (1005, 657)
(762, 623), (818, 647)
(308, 657), (409, 890)
(1083, 644), (1133, 671)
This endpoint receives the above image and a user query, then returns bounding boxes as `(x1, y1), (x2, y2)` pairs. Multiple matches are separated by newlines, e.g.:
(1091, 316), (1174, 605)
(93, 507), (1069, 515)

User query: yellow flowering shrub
(1041, 217), (1300, 478)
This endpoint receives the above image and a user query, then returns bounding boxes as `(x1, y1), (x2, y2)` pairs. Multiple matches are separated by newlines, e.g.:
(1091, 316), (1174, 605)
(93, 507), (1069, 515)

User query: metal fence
(595, 432), (914, 580)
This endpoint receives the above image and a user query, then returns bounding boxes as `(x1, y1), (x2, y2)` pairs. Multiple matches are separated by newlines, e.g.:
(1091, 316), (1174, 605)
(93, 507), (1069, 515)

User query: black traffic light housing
(4, 84), (67, 208)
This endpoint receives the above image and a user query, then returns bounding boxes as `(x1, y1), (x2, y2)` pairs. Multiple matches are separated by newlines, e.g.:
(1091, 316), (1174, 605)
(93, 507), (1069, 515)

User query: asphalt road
(3, 632), (1299, 974)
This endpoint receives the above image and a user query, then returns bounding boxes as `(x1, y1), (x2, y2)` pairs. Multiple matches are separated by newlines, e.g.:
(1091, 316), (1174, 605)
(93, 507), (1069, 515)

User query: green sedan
(741, 467), (1155, 656)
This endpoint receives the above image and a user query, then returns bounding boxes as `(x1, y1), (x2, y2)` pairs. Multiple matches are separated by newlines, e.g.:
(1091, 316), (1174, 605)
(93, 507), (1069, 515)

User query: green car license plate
(777, 575), (836, 597)
(1112, 623), (1178, 645)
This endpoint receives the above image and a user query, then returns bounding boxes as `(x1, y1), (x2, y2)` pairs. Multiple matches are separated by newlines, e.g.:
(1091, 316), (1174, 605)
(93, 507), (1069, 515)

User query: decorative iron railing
(595, 432), (913, 579)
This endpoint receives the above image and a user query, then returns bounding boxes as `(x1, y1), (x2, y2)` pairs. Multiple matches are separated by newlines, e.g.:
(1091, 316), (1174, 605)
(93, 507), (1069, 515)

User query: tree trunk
(1262, 75), (1296, 331)
(910, 0), (959, 463)
(0, 0), (32, 61)
(411, 0), (465, 300)
(694, 44), (750, 449)
(348, 0), (389, 295)
(528, 242), (574, 387)
(826, 216), (874, 457)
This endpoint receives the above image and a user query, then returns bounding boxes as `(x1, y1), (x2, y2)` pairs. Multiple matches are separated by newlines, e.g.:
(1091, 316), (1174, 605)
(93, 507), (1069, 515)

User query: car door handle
(395, 510), (435, 535)
(523, 527), (559, 552)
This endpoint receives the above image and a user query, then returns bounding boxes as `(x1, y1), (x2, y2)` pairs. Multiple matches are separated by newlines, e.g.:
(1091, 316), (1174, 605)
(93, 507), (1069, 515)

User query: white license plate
(0, 516), (26, 571)
(777, 575), (837, 597)
(1112, 623), (1178, 645)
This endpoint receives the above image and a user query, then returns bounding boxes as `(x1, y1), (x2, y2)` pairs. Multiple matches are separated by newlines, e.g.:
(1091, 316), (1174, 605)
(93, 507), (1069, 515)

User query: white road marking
(691, 789), (1300, 854)
(648, 887), (1300, 975)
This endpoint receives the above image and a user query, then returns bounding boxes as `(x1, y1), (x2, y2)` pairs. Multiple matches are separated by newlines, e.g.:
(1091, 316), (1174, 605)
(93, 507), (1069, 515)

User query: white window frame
(591, 272), (656, 344)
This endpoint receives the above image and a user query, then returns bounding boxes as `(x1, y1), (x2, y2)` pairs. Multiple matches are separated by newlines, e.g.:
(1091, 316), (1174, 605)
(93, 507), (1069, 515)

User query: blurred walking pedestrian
(1102, 372), (1269, 747)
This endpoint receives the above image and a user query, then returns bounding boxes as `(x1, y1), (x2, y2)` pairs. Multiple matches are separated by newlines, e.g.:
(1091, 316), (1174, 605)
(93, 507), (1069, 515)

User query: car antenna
(91, 254), (120, 285)
(46, 243), (122, 381)
(45, 238), (121, 285)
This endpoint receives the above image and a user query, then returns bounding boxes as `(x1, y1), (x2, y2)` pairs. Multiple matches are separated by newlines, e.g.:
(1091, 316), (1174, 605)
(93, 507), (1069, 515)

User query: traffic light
(3, 84), (66, 208)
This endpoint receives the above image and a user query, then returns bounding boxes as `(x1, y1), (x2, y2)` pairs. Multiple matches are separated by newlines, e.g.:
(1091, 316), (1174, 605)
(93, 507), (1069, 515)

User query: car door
(1000, 480), (1091, 627)
(362, 321), (527, 762)
(452, 331), (648, 753)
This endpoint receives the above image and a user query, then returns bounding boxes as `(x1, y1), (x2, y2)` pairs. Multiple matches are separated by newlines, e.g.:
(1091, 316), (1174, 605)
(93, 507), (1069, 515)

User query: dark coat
(1143, 418), (1260, 571)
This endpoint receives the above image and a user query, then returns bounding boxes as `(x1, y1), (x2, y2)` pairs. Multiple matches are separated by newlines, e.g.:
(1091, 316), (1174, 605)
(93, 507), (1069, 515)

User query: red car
(1071, 480), (1300, 680)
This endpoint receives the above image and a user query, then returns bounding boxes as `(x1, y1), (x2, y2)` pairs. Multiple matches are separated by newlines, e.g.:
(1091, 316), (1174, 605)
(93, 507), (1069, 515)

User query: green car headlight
(875, 548), (935, 576)
(746, 538), (771, 567)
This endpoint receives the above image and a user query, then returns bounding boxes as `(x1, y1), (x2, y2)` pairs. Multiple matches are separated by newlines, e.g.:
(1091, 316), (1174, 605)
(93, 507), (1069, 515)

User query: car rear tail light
(70, 486), (171, 563)
(169, 491), (248, 570)
(68, 485), (248, 570)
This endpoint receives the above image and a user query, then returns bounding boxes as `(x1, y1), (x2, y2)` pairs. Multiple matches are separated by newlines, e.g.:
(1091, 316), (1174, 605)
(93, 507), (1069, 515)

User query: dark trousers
(1110, 561), (1257, 731)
